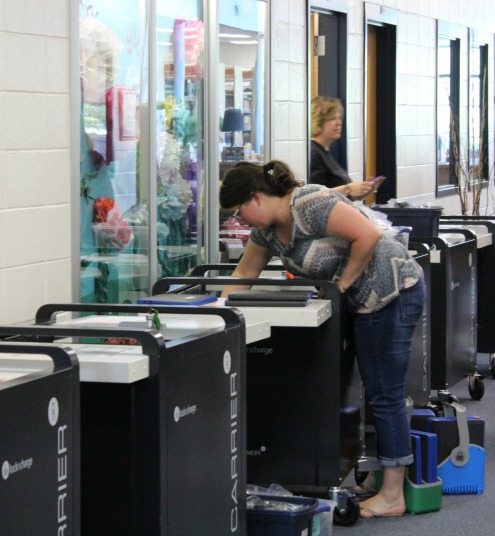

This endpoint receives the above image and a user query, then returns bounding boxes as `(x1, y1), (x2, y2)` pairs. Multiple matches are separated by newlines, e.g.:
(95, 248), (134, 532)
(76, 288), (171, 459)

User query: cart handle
(35, 302), (243, 333)
(0, 325), (164, 376)
(443, 401), (470, 467)
(0, 342), (78, 373)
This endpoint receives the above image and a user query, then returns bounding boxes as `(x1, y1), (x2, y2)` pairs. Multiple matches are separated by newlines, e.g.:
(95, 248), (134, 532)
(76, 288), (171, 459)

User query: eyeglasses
(231, 194), (254, 220)
(232, 205), (242, 220)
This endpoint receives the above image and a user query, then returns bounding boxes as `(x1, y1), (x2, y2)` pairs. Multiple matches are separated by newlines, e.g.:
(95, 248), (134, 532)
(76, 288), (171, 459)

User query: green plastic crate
(375, 471), (442, 514)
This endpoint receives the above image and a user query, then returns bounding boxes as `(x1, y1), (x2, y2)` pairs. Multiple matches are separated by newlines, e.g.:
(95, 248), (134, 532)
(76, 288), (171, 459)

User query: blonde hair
(311, 96), (344, 137)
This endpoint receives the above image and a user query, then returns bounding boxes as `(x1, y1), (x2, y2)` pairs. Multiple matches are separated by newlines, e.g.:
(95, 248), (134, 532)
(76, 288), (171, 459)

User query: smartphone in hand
(369, 175), (386, 185)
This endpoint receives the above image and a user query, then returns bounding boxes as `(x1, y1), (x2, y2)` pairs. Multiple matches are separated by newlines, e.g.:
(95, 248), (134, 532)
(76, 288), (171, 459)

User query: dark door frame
(364, 4), (398, 203)
(308, 1), (348, 174)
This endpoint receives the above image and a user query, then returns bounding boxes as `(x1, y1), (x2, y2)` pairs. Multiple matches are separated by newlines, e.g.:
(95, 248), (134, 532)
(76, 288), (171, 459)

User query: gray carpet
(335, 354), (494, 535)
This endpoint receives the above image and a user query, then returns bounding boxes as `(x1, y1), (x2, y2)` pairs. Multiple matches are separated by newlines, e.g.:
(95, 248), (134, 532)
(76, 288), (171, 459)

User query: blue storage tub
(437, 444), (485, 494)
(247, 495), (320, 536)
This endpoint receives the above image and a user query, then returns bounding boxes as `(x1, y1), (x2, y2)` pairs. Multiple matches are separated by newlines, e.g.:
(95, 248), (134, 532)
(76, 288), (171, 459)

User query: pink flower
(93, 197), (133, 251)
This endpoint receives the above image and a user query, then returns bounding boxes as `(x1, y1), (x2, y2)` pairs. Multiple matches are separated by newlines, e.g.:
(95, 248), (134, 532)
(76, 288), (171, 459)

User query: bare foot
(359, 493), (405, 519)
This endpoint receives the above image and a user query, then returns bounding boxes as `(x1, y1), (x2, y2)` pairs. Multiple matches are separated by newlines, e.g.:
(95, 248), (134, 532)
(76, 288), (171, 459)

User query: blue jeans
(353, 279), (426, 467)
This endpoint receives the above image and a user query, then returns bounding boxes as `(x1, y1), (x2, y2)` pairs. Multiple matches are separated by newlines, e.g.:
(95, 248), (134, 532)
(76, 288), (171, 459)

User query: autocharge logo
(1, 457), (34, 480)
(247, 346), (273, 356)
(173, 404), (197, 422)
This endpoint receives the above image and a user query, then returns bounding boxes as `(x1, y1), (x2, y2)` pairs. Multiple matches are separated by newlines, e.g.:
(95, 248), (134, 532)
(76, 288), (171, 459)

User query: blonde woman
(310, 96), (385, 200)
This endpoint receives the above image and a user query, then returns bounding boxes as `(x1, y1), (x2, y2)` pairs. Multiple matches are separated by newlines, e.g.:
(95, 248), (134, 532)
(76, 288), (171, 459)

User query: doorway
(365, 7), (398, 204)
(309, 5), (347, 169)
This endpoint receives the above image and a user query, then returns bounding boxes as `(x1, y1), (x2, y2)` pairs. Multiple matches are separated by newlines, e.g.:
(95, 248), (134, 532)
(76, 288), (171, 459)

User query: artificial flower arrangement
(123, 201), (170, 254)
(184, 19), (204, 78)
(157, 133), (193, 224)
(92, 196), (133, 253)
(155, 132), (195, 276)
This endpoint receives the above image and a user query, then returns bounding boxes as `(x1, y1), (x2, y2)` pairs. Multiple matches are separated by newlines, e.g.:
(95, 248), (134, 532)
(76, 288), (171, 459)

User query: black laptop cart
(0, 303), (246, 536)
(152, 273), (362, 526)
(412, 230), (484, 403)
(440, 216), (495, 378)
(0, 343), (80, 536)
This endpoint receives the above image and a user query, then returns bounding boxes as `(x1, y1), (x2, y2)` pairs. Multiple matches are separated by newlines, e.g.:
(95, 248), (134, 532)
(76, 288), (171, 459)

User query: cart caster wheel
(490, 354), (495, 378)
(436, 391), (460, 412)
(447, 393), (460, 404)
(468, 374), (485, 401)
(333, 496), (360, 527)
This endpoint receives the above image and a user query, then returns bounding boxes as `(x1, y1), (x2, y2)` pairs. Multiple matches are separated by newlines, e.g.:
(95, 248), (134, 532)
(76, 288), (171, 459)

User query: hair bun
(263, 162), (274, 175)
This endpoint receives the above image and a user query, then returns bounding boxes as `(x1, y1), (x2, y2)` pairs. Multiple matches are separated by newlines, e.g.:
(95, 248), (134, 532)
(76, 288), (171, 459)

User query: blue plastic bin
(247, 495), (320, 536)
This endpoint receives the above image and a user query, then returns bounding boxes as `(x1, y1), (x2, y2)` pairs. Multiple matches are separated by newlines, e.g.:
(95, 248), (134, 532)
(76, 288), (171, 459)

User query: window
(218, 0), (268, 255)
(218, 1), (267, 169)
(469, 30), (490, 182)
(436, 22), (463, 193)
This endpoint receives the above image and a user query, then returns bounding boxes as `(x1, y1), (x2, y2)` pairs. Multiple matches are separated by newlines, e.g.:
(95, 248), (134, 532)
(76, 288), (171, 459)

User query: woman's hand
(347, 181), (374, 200)
(220, 239), (273, 298)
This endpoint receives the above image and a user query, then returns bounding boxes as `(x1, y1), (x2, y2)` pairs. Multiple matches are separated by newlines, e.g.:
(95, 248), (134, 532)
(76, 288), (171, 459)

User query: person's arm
(348, 176), (387, 200)
(325, 201), (381, 292)
(311, 154), (374, 200)
(331, 182), (374, 200)
(220, 239), (274, 298)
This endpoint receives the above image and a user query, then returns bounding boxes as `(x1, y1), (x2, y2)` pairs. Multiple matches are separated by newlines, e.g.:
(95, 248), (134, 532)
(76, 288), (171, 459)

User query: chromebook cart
(439, 216), (495, 378)
(152, 274), (363, 526)
(0, 302), (256, 536)
(413, 229), (484, 404)
(0, 343), (80, 536)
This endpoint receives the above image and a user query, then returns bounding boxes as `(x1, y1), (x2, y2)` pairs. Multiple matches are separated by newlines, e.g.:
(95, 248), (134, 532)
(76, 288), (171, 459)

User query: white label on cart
(58, 424), (69, 528)
(247, 445), (267, 456)
(1, 458), (34, 480)
(2, 461), (9, 480)
(230, 370), (239, 532)
(223, 350), (232, 374)
(173, 405), (197, 422)
(48, 397), (59, 426)
(247, 346), (273, 356)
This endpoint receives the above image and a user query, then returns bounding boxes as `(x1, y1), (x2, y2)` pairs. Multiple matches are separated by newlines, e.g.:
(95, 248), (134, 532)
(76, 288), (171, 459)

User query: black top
(310, 139), (350, 188)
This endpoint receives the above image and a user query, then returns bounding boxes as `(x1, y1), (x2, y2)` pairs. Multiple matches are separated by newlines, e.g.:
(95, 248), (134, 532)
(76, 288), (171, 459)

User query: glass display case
(78, 1), (268, 304)
(218, 1), (267, 257)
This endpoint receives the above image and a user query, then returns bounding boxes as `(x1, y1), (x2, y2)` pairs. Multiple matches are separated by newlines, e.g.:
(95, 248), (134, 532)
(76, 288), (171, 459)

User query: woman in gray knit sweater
(220, 160), (426, 519)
